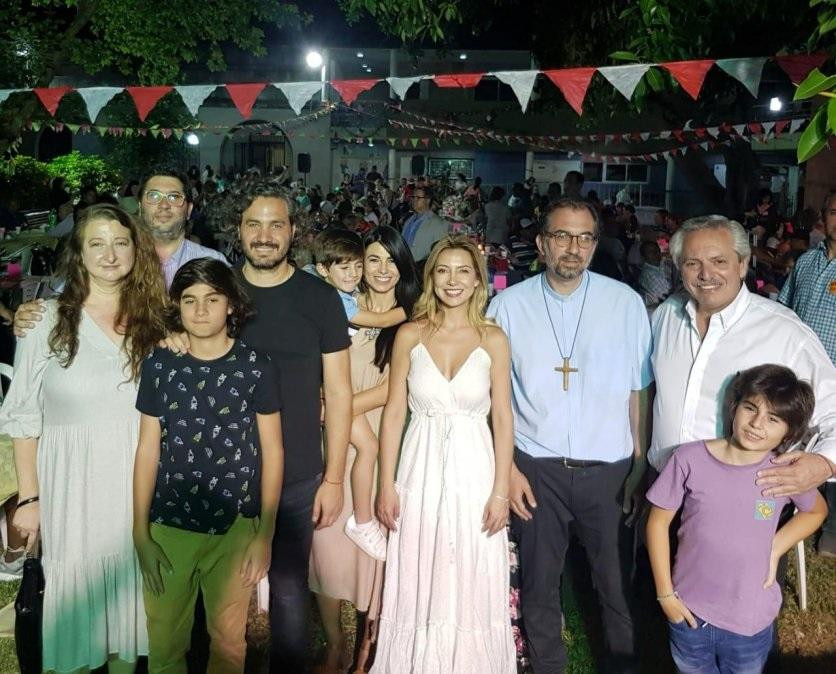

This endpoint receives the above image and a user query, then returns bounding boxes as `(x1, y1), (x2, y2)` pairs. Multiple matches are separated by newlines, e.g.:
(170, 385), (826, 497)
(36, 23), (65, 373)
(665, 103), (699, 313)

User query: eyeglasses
(541, 230), (598, 249)
(143, 190), (186, 206)
(411, 194), (428, 201)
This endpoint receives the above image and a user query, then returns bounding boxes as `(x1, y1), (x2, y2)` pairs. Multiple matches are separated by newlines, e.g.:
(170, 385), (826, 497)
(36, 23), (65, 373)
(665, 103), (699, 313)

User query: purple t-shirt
(647, 441), (817, 636)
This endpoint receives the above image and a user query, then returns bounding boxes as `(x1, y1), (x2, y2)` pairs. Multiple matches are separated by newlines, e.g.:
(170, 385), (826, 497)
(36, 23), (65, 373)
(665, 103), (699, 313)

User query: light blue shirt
(487, 271), (653, 462)
(161, 238), (228, 289)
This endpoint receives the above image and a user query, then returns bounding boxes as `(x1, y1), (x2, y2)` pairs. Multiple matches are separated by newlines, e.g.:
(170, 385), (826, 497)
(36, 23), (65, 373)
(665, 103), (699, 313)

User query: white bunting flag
(598, 64), (651, 101)
(492, 70), (539, 112)
(716, 58), (768, 97)
(732, 124), (747, 137)
(385, 76), (425, 101)
(0, 89), (24, 106)
(761, 121), (775, 137)
(789, 118), (805, 134)
(659, 130), (672, 140)
(706, 126), (720, 138)
(274, 81), (323, 115)
(700, 141), (709, 151)
(174, 85), (218, 117)
(640, 132), (651, 141)
(77, 87), (123, 122)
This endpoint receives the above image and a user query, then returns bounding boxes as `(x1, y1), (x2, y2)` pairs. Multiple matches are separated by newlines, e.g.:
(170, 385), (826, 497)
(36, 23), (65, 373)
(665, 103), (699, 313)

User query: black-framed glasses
(541, 230), (598, 249)
(143, 190), (186, 206)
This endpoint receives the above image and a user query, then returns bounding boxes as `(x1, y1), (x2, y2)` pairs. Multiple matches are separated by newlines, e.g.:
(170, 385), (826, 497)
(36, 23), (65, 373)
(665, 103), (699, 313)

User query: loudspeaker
(410, 155), (425, 176)
(297, 153), (311, 174)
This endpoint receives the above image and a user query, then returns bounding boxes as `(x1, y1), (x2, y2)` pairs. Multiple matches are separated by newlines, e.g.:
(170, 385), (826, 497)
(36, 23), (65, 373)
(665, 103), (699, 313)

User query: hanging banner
(492, 70), (539, 112)
(175, 85), (218, 117)
(715, 57), (767, 97)
(542, 67), (596, 115)
(274, 81), (322, 115)
(775, 53), (829, 84)
(126, 86), (174, 121)
(386, 76), (425, 100)
(78, 87), (122, 122)
(662, 60), (715, 100)
(331, 79), (380, 104)
(598, 64), (651, 101)
(225, 83), (266, 119)
(33, 86), (73, 116)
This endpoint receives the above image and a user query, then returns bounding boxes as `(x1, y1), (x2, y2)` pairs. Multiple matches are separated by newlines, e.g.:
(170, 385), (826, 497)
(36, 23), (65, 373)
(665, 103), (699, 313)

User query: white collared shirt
(649, 284), (836, 470)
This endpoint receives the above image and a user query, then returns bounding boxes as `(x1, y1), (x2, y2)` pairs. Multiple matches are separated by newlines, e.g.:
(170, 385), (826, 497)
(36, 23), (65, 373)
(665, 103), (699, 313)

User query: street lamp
(769, 96), (783, 112)
(306, 49), (327, 102)
(185, 132), (199, 146)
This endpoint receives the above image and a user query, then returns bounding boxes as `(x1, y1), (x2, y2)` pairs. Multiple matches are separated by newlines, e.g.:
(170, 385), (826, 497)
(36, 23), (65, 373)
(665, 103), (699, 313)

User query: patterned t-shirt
(136, 340), (281, 534)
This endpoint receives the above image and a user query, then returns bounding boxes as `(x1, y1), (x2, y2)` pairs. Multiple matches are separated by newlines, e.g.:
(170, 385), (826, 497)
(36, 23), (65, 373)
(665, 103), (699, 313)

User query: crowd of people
(0, 160), (833, 674)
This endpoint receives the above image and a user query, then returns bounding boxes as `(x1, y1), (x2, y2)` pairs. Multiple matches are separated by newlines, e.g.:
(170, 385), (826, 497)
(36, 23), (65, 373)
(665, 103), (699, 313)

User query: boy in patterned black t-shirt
(133, 259), (283, 673)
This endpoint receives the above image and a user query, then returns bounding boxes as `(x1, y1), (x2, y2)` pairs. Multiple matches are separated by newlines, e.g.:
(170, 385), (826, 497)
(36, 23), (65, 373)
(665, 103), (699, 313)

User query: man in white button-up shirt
(650, 215), (836, 495)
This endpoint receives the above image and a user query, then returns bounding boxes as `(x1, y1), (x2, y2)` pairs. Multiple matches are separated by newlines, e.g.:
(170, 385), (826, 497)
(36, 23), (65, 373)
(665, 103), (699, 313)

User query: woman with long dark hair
(0, 204), (168, 673)
(309, 225), (420, 673)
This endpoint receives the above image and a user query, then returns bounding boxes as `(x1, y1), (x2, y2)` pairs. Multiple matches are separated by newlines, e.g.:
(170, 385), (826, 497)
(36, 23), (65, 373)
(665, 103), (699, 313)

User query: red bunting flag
(225, 83), (266, 119)
(432, 73), (485, 88)
(748, 122), (762, 134)
(774, 119), (789, 136)
(774, 53), (829, 84)
(330, 79), (380, 104)
(661, 60), (715, 100)
(542, 68), (596, 115)
(33, 86), (73, 116)
(126, 86), (173, 122)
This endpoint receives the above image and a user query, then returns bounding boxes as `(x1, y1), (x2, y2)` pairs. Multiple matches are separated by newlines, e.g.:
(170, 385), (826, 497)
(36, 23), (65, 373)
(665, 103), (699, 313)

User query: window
(605, 164), (627, 182)
(427, 158), (474, 179)
(582, 162), (603, 182)
(626, 164), (649, 182)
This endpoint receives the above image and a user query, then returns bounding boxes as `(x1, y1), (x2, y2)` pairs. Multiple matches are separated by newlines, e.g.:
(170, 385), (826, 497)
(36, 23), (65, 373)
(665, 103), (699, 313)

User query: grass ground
(0, 541), (832, 673)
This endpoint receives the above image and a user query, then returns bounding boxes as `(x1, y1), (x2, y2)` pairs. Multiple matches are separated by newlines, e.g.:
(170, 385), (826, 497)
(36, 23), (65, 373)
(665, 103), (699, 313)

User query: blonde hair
(412, 235), (494, 331)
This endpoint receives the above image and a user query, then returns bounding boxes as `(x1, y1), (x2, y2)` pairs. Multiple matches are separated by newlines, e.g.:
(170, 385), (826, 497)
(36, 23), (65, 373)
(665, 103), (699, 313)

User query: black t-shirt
(136, 340), (281, 534)
(237, 267), (350, 482)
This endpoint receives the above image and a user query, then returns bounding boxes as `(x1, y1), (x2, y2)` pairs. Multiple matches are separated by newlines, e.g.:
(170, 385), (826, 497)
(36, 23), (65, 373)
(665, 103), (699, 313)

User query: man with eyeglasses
(487, 197), (653, 673)
(401, 186), (449, 263)
(138, 169), (227, 289)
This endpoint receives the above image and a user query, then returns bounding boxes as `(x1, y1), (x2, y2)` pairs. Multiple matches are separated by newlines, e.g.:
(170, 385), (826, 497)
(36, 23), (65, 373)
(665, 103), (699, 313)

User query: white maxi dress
(371, 343), (515, 674)
(0, 301), (147, 671)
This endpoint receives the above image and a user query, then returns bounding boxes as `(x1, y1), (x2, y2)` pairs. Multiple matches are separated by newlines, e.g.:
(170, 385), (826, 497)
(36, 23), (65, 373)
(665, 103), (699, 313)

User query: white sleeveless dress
(371, 343), (516, 674)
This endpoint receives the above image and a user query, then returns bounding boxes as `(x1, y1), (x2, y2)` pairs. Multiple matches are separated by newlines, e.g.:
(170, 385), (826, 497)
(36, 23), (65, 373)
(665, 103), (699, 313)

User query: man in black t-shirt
(231, 180), (352, 670)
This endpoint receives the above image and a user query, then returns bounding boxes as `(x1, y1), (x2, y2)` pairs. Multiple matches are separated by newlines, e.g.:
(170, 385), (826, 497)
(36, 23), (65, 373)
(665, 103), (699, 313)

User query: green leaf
(820, 13), (836, 33)
(828, 97), (836, 134)
(609, 50), (639, 62)
(645, 67), (665, 92)
(793, 68), (836, 100)
(797, 107), (828, 162)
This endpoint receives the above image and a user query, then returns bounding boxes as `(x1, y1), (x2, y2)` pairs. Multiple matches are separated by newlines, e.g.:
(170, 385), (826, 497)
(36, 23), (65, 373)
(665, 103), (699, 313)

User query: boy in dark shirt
(133, 258), (283, 673)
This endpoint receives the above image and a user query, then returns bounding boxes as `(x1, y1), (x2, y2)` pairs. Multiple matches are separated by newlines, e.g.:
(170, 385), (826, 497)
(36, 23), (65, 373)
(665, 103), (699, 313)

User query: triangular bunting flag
(700, 141), (709, 151)
(33, 86), (73, 116)
(659, 130), (672, 140)
(789, 118), (805, 134)
(410, 138), (419, 148)
(716, 58), (767, 97)
(386, 76), (424, 100)
(492, 70), (539, 112)
(542, 67), (596, 115)
(126, 86), (174, 122)
(598, 64), (651, 101)
(775, 53), (829, 85)
(640, 132), (650, 141)
(761, 121), (775, 136)
(748, 122), (762, 134)
(0, 89), (23, 106)
(175, 85), (217, 117)
(225, 83), (266, 119)
(774, 120), (788, 136)
(78, 87), (122, 122)
(274, 81), (323, 115)
(331, 79), (380, 104)
(707, 126), (719, 137)
(732, 124), (747, 136)
(432, 73), (485, 88)
(661, 60), (715, 99)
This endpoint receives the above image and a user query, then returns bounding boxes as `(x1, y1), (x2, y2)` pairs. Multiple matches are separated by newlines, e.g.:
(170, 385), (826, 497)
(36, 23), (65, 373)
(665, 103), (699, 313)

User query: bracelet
(323, 477), (343, 486)
(656, 591), (679, 602)
(492, 494), (510, 502)
(16, 496), (39, 509)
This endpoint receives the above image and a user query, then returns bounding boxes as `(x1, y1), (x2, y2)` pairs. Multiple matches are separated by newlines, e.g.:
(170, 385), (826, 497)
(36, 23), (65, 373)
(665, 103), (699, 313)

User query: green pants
(144, 516), (257, 674)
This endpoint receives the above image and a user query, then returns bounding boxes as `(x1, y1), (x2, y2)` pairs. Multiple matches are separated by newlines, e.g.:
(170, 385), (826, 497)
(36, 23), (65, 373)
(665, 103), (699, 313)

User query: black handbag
(14, 556), (44, 674)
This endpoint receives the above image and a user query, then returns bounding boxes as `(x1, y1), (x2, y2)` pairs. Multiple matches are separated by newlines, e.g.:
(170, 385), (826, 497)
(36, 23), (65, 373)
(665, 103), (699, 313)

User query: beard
(549, 253), (587, 280)
(243, 241), (289, 270)
(143, 215), (186, 242)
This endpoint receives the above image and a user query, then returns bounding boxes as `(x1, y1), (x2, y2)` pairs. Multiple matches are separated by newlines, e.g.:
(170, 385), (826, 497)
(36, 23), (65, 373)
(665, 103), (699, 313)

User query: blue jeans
(669, 617), (773, 674)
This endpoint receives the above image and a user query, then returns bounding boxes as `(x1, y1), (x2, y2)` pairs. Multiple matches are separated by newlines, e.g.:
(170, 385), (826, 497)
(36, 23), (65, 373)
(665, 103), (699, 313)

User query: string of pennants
(0, 53), (828, 122)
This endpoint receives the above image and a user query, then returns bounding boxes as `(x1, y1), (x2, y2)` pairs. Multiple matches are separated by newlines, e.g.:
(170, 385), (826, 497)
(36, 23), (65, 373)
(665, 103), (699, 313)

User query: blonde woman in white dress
(372, 235), (516, 673)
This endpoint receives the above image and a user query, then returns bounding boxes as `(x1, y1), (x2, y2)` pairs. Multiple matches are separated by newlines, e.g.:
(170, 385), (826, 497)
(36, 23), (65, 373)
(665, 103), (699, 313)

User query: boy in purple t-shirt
(647, 364), (827, 673)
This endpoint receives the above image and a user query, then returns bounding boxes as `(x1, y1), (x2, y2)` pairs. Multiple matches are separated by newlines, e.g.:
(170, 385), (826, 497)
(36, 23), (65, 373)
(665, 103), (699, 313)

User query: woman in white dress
(372, 235), (516, 673)
(0, 204), (168, 673)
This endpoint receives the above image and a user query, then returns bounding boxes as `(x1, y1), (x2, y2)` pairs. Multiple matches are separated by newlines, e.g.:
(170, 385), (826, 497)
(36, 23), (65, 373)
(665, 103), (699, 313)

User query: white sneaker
(344, 514), (387, 561)
(0, 548), (25, 581)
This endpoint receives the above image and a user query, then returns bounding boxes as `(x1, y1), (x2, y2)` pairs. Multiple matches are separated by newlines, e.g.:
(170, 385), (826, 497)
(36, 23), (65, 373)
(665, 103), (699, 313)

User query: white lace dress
(0, 301), (147, 671)
(371, 343), (515, 674)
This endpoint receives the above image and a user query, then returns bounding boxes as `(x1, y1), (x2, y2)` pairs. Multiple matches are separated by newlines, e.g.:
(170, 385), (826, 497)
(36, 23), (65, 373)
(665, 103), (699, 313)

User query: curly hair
(49, 204), (168, 380)
(231, 178), (298, 229)
(167, 258), (254, 337)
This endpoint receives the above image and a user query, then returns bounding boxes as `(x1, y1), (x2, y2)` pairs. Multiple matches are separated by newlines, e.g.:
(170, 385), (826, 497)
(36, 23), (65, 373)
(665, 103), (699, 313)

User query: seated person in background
(637, 240), (673, 309)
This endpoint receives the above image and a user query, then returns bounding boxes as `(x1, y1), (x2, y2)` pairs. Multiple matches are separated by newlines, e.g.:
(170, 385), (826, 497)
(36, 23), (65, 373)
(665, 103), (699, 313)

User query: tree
(0, 0), (307, 154)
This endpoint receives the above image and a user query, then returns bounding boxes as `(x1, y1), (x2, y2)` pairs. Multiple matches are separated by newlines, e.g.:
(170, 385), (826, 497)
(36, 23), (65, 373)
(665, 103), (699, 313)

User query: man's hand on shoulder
(13, 299), (45, 337)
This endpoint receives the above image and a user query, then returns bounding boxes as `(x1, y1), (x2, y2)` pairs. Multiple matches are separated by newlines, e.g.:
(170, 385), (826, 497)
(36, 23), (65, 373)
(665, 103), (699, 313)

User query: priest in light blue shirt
(487, 197), (652, 674)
